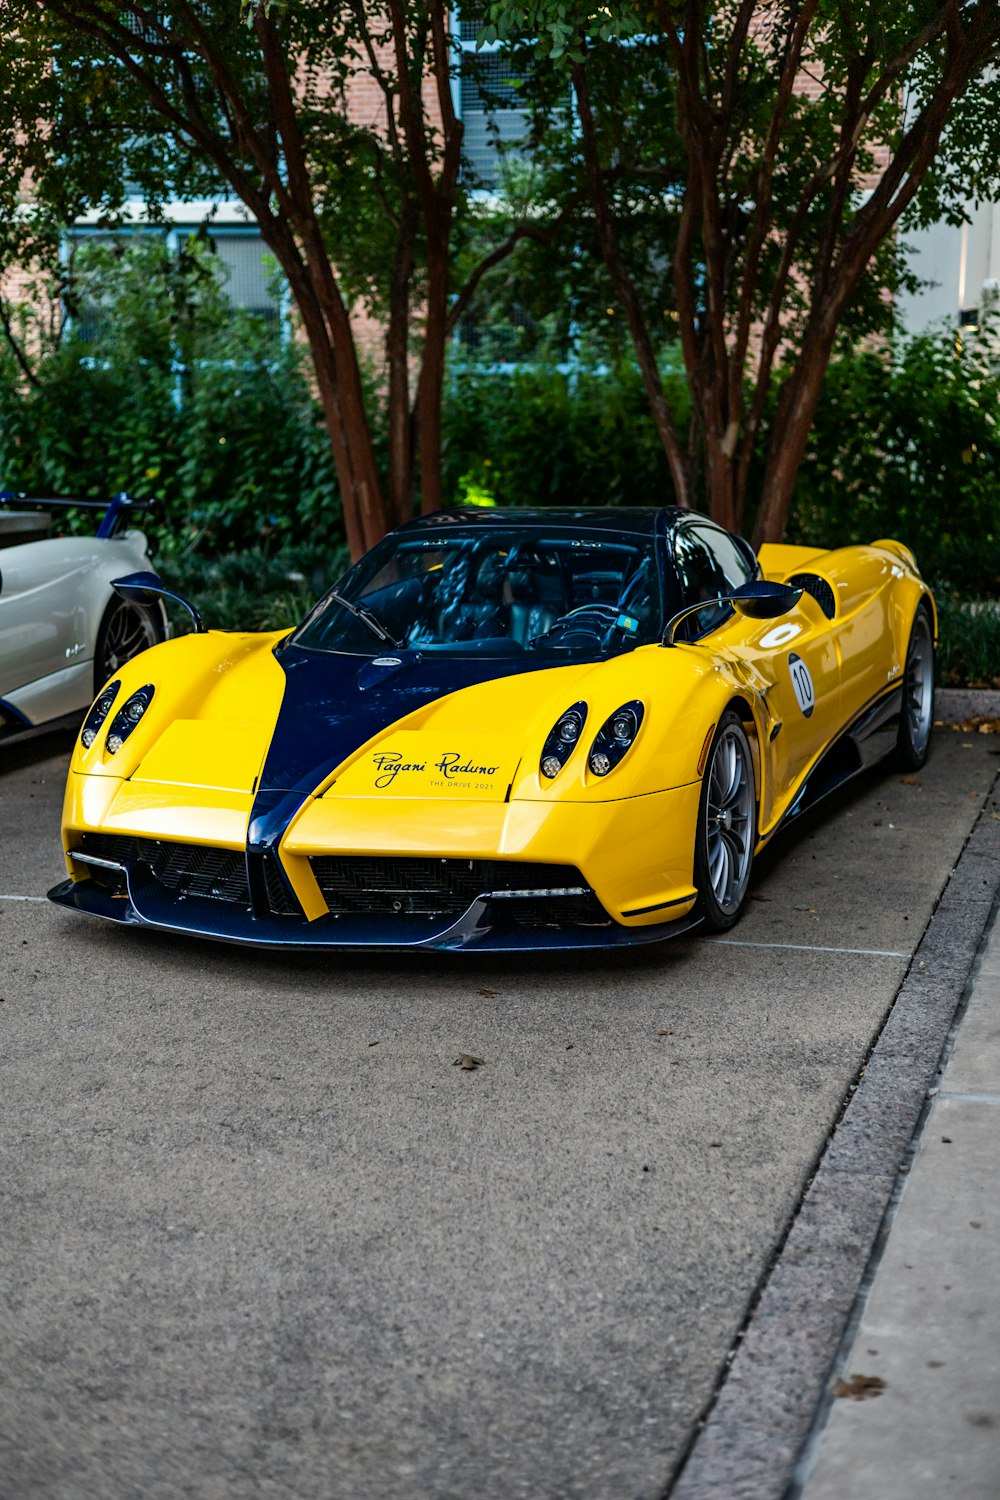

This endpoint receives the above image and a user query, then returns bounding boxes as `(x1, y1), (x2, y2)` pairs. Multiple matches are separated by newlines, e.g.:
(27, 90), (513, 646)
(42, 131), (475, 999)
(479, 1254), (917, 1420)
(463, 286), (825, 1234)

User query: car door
(670, 521), (840, 817)
(0, 538), (90, 700)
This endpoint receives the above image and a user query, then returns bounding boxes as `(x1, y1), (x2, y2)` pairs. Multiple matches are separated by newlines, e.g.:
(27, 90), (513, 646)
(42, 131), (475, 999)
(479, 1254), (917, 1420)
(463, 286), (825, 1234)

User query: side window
(673, 524), (753, 639)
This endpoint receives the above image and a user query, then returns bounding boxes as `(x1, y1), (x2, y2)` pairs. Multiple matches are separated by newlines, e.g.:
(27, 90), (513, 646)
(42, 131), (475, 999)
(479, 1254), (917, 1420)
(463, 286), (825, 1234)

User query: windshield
(291, 527), (663, 657)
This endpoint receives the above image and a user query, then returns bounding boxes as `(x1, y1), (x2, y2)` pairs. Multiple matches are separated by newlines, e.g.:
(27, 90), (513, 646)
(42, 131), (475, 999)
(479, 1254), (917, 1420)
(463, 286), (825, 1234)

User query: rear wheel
(94, 596), (165, 694)
(895, 604), (935, 771)
(694, 710), (757, 932)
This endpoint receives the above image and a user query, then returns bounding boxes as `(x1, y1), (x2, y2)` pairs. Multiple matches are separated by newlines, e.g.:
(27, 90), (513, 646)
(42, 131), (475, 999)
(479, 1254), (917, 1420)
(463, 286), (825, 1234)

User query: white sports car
(0, 493), (167, 744)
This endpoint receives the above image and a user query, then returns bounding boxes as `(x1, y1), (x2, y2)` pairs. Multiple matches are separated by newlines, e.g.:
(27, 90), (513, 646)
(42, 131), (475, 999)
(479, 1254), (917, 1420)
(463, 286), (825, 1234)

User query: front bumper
(47, 864), (701, 952)
(52, 775), (703, 952)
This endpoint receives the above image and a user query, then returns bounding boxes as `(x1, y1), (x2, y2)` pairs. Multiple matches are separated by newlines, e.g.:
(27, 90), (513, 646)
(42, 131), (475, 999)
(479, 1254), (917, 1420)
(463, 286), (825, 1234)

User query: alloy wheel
(705, 724), (754, 915)
(905, 611), (934, 759)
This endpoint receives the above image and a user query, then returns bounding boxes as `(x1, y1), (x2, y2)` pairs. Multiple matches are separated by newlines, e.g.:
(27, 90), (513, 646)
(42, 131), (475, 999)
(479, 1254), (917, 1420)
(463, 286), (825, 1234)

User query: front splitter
(47, 872), (702, 954)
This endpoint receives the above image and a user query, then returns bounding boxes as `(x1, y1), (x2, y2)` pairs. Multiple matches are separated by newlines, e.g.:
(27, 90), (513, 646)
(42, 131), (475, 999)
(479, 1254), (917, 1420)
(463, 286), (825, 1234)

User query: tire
(94, 596), (166, 694)
(895, 602), (935, 771)
(693, 709), (758, 932)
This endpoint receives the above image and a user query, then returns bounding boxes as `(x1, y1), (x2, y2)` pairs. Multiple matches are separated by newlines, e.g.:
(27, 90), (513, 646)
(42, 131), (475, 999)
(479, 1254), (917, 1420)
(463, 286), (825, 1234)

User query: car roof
(395, 506), (690, 540)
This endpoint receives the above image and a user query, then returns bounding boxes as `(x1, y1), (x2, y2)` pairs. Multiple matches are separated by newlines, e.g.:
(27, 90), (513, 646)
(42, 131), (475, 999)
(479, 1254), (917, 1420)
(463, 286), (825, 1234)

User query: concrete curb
(667, 771), (1000, 1500)
(936, 687), (1000, 722)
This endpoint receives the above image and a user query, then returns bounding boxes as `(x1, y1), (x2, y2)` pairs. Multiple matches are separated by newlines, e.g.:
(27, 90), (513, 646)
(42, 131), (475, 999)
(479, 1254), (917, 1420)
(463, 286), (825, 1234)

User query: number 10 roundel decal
(788, 653), (815, 718)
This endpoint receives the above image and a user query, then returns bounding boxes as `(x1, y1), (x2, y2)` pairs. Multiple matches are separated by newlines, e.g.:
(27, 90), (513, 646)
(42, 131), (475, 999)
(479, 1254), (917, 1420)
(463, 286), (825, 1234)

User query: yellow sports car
(48, 507), (935, 951)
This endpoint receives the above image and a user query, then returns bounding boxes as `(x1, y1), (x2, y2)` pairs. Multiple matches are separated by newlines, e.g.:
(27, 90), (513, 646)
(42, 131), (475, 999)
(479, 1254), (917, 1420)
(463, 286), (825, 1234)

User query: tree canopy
(1, 0), (569, 556)
(2, 1), (1000, 550)
(483, 0), (1000, 541)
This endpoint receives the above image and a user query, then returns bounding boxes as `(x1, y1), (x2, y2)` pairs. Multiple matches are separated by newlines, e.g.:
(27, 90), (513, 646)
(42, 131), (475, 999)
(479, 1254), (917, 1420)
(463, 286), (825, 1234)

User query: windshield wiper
(329, 590), (401, 648)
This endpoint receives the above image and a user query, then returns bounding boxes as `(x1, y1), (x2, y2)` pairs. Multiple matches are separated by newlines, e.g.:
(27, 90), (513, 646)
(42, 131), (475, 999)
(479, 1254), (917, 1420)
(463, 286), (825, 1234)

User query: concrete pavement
(0, 728), (997, 1500)
(798, 893), (1000, 1498)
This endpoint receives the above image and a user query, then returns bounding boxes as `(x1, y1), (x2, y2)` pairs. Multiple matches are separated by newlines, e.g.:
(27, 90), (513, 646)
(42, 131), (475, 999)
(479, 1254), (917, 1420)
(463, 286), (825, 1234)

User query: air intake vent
(309, 856), (597, 922)
(74, 833), (251, 906)
(787, 572), (836, 620)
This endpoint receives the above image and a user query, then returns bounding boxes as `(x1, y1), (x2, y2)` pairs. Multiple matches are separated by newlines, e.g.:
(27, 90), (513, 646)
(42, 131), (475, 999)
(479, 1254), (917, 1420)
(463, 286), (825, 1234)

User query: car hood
(257, 644), (594, 798)
(123, 638), (598, 819)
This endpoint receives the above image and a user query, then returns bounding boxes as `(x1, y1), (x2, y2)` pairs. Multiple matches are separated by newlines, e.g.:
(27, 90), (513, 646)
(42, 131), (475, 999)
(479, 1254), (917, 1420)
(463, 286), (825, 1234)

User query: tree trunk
(282, 251), (388, 560)
(571, 60), (692, 510)
(386, 203), (417, 529)
(751, 326), (837, 548)
(702, 424), (742, 533)
(417, 250), (449, 515)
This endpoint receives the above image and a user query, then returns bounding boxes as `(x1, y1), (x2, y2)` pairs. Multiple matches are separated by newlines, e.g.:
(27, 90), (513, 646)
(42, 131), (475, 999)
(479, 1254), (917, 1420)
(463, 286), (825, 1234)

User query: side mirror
(729, 580), (804, 619)
(661, 581), (802, 646)
(112, 571), (206, 634)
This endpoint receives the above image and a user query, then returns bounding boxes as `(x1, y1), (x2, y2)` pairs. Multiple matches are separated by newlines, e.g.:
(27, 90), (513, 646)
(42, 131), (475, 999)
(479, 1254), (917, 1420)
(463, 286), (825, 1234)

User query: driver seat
(505, 561), (565, 647)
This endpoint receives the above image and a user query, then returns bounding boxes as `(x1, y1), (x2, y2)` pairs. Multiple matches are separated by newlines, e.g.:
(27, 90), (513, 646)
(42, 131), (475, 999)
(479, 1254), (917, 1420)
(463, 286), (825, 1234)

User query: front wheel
(694, 710), (757, 932)
(895, 603), (935, 771)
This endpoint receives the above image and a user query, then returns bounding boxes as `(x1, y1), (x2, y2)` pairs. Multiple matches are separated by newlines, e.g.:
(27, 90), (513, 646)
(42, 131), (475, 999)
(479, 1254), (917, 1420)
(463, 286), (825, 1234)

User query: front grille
(309, 856), (599, 922)
(788, 572), (836, 620)
(74, 833), (251, 906)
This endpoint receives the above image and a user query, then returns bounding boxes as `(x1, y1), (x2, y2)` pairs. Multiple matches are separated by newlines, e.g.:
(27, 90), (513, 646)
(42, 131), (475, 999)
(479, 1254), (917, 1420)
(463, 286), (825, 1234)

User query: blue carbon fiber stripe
(246, 645), (582, 854)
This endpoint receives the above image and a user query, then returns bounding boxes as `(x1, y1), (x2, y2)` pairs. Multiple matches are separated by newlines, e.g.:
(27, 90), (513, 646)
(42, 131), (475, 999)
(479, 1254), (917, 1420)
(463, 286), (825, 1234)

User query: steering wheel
(530, 602), (622, 650)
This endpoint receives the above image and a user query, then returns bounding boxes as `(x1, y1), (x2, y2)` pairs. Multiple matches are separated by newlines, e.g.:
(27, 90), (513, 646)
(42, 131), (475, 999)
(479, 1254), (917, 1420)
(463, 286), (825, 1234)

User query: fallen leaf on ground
(709, 1140), (722, 1148)
(565, 1043), (575, 1050)
(749, 891), (771, 902)
(658, 1028), (674, 1036)
(793, 905), (817, 913)
(453, 1054), (485, 1071)
(950, 717), (1000, 735)
(478, 988), (498, 998)
(900, 776), (921, 786)
(832, 1374), (886, 1401)
(367, 1040), (379, 1047)
(941, 1136), (952, 1143)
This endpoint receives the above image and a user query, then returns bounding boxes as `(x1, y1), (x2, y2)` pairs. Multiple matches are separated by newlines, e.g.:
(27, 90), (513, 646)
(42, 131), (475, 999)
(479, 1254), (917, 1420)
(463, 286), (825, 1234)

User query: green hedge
(0, 240), (341, 559)
(789, 323), (1000, 595)
(2, 241), (999, 662)
(442, 359), (688, 511)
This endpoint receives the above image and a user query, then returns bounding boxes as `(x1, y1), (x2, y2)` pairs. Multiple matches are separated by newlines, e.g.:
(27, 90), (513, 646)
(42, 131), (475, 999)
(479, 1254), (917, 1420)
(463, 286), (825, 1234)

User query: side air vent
(787, 572), (836, 620)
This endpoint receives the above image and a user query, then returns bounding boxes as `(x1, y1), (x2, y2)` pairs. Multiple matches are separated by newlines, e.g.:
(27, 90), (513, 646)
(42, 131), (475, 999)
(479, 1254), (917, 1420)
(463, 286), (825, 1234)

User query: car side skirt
(775, 683), (905, 833)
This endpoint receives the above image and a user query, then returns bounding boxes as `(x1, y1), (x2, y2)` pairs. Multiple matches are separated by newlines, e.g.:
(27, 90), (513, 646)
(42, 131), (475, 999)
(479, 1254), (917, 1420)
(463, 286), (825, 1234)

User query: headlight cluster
(587, 700), (645, 776)
(539, 698), (645, 781)
(104, 685), (155, 755)
(539, 701), (588, 779)
(80, 680), (120, 749)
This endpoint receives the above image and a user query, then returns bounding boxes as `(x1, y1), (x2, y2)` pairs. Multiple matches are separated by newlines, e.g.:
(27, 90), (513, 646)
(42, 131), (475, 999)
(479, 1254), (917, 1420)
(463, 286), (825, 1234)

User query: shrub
(788, 318), (1000, 594)
(934, 595), (1000, 688)
(0, 238), (343, 559)
(442, 357), (689, 511)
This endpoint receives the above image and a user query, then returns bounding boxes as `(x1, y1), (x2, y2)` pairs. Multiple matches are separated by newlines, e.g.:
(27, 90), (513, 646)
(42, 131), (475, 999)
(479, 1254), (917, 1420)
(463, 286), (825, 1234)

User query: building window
(454, 17), (531, 188)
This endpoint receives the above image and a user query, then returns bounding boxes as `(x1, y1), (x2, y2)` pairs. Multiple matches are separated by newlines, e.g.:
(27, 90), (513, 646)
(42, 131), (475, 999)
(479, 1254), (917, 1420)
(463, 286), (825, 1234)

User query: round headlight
(586, 700), (645, 779)
(104, 684), (155, 755)
(80, 680), (121, 751)
(539, 701), (589, 781)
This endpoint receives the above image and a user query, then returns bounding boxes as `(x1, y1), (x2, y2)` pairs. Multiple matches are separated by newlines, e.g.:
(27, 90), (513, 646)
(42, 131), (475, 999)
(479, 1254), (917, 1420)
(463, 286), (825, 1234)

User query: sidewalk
(799, 907), (1000, 1498)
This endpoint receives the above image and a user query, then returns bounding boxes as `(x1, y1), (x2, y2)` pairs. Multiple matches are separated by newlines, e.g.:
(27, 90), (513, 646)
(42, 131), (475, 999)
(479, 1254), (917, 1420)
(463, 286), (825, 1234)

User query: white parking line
(0, 894), (914, 957)
(706, 939), (909, 958)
